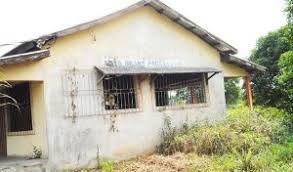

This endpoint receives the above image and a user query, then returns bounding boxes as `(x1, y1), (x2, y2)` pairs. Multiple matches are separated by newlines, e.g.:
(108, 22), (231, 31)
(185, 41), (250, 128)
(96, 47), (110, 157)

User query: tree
(224, 78), (241, 106)
(277, 50), (293, 113)
(285, 0), (293, 44)
(249, 26), (292, 108)
(285, 0), (293, 24)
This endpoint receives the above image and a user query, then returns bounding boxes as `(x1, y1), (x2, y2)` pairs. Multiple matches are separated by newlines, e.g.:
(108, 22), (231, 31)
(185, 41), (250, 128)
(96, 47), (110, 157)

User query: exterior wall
(45, 7), (228, 170)
(6, 82), (48, 157)
(1, 6), (247, 170)
(1, 62), (46, 81)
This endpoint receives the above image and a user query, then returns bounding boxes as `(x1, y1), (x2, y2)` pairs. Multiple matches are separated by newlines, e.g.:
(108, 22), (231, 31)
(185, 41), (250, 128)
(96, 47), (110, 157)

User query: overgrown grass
(73, 106), (291, 172)
(156, 105), (293, 172)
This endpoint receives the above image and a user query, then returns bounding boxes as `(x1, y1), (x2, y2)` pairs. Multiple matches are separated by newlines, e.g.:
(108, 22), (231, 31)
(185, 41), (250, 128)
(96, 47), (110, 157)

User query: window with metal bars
(103, 75), (137, 110)
(154, 73), (206, 107)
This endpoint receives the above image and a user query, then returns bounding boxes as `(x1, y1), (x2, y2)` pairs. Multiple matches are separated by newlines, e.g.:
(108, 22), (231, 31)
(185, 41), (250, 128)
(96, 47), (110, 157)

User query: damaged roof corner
(0, 49), (50, 66)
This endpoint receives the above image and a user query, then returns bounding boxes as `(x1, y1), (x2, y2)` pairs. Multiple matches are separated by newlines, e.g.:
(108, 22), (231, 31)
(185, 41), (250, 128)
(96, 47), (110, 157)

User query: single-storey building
(0, 0), (265, 171)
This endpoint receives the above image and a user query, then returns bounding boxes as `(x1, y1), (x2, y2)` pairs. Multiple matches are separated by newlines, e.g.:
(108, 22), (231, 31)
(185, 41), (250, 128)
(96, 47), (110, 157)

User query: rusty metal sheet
(95, 66), (221, 75)
(0, 50), (50, 66)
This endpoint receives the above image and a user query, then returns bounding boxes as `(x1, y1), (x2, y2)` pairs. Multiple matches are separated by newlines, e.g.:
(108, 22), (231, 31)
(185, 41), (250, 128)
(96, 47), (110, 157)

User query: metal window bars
(154, 73), (206, 107)
(63, 69), (207, 117)
(103, 75), (137, 110)
(63, 69), (139, 117)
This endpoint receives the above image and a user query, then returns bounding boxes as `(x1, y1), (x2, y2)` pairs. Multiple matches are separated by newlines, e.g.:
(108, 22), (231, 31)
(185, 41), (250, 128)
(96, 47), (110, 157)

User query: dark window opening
(154, 73), (206, 107)
(103, 75), (137, 110)
(7, 82), (33, 132)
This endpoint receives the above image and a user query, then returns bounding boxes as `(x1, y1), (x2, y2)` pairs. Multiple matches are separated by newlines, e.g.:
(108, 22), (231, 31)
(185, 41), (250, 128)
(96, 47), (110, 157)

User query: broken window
(7, 82), (33, 132)
(154, 73), (207, 107)
(103, 75), (137, 110)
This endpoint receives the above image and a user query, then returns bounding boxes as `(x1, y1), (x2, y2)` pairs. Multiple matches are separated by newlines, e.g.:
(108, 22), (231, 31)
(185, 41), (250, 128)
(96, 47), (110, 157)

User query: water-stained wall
(2, 6), (247, 170)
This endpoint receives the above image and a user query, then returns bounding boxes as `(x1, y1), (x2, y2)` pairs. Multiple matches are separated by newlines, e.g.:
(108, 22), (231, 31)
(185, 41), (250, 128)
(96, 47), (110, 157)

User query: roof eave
(0, 49), (50, 66)
(34, 0), (237, 55)
(148, 0), (238, 54)
(2, 0), (238, 59)
(221, 54), (266, 73)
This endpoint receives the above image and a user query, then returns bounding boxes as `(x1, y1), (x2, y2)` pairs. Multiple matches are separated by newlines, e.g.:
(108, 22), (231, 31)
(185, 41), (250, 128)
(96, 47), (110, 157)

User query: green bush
(156, 116), (185, 155)
(193, 124), (235, 155)
(253, 141), (293, 171)
(99, 161), (114, 172)
(156, 106), (291, 171)
(209, 154), (240, 172)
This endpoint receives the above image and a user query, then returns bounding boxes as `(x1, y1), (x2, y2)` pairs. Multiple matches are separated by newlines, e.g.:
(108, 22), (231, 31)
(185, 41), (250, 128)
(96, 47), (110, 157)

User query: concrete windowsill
(156, 103), (209, 111)
(7, 130), (35, 136)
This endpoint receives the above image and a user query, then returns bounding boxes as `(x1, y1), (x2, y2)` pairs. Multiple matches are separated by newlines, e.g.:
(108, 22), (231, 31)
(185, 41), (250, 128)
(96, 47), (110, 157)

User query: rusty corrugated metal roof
(4, 0), (237, 56)
(0, 50), (50, 66)
(95, 66), (220, 75)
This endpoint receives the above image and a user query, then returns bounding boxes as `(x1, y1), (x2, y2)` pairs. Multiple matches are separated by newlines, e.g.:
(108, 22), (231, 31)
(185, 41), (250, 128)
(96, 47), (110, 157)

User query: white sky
(0, 0), (287, 58)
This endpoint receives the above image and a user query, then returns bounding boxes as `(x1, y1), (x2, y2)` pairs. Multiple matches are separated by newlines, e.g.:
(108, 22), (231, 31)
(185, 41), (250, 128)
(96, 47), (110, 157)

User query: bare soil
(114, 152), (210, 172)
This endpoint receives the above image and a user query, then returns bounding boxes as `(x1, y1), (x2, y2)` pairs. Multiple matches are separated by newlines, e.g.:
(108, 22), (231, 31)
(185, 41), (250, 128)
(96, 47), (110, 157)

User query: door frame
(0, 110), (7, 157)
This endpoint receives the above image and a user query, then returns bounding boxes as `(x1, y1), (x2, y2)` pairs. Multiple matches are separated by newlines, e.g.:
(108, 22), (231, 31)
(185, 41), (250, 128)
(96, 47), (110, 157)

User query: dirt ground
(113, 153), (210, 172)
(75, 152), (210, 172)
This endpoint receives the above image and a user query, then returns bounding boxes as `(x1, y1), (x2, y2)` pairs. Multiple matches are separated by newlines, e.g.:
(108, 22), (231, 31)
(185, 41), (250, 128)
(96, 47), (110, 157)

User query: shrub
(156, 105), (290, 172)
(209, 154), (240, 172)
(193, 124), (235, 155)
(253, 141), (293, 171)
(227, 106), (286, 144)
(31, 146), (42, 159)
(99, 161), (114, 172)
(156, 116), (185, 155)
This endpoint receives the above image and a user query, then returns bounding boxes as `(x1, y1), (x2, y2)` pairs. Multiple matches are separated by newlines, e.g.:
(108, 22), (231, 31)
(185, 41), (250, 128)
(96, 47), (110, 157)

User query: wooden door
(0, 106), (7, 157)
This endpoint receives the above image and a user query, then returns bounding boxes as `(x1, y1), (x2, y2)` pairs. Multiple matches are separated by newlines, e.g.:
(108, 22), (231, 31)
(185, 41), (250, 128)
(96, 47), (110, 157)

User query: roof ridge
(4, 0), (237, 56)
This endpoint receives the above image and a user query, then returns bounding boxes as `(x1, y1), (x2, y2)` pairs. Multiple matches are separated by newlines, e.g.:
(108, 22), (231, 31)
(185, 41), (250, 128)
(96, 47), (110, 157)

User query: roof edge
(0, 49), (50, 66)
(95, 66), (221, 75)
(221, 54), (266, 73)
(4, 0), (238, 56)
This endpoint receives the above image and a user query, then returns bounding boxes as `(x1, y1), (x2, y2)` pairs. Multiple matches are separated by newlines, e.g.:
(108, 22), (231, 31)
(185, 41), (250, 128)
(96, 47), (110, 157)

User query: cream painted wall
(1, 5), (247, 170)
(50, 6), (247, 77)
(7, 82), (48, 157)
(1, 61), (47, 81)
(44, 6), (230, 169)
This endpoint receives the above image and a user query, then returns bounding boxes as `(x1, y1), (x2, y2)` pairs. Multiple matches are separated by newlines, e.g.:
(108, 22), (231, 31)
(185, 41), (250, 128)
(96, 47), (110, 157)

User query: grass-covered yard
(71, 106), (293, 172)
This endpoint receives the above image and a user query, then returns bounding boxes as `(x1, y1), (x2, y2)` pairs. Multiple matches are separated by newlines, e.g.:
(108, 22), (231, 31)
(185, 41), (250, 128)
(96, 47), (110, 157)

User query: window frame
(152, 73), (209, 111)
(5, 82), (35, 136)
(102, 75), (142, 114)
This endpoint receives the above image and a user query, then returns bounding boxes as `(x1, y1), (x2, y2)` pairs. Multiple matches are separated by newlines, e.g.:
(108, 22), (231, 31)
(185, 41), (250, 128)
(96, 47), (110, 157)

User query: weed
(31, 146), (42, 159)
(99, 161), (114, 172)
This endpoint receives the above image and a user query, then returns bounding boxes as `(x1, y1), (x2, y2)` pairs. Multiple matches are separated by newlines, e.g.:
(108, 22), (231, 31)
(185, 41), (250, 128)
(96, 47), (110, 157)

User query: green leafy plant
(193, 124), (234, 155)
(99, 161), (114, 172)
(249, 25), (292, 110)
(154, 105), (290, 172)
(224, 78), (241, 106)
(276, 50), (293, 115)
(32, 146), (42, 159)
(156, 116), (184, 155)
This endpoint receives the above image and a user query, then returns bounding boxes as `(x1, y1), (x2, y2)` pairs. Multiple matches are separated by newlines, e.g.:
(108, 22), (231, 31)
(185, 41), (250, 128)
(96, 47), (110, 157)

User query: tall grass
(156, 105), (292, 171)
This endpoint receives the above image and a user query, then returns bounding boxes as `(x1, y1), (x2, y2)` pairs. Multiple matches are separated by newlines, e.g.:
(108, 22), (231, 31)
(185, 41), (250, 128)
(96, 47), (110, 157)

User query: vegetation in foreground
(71, 106), (293, 172)
(154, 106), (293, 172)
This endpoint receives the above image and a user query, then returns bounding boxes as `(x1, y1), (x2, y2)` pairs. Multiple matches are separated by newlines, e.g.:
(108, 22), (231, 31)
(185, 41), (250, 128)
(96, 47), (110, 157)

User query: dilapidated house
(0, 0), (265, 171)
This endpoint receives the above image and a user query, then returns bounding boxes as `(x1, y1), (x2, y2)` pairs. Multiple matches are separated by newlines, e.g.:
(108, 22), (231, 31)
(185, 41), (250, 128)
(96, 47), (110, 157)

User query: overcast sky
(0, 0), (287, 58)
